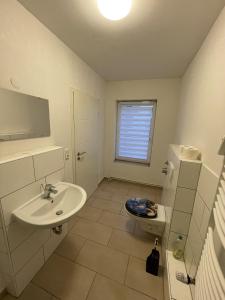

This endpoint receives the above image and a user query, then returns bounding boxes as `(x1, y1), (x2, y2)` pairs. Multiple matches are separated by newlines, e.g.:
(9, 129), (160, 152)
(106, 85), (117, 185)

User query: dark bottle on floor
(146, 238), (160, 276)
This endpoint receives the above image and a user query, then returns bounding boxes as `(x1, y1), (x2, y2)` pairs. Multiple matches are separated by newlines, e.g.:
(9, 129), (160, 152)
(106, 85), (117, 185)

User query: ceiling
(18, 0), (225, 80)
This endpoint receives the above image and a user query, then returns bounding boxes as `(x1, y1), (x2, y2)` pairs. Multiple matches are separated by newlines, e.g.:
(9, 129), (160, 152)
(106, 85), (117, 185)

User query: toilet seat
(125, 203), (166, 236)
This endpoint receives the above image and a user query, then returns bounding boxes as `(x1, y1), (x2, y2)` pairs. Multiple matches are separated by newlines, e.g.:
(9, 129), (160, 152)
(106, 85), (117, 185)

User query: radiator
(195, 166), (225, 300)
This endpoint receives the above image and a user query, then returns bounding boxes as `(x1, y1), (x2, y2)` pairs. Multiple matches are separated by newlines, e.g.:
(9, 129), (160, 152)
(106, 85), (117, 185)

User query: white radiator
(195, 228), (225, 300)
(195, 166), (225, 300)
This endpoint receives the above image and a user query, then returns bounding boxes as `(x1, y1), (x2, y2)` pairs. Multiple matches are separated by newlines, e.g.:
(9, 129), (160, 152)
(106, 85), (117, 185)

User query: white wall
(0, 0), (106, 183)
(175, 8), (225, 297)
(104, 79), (180, 186)
(175, 6), (225, 176)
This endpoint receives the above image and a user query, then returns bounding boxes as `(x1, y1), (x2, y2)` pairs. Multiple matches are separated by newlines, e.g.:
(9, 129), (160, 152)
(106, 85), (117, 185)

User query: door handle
(162, 167), (168, 175)
(77, 152), (87, 160)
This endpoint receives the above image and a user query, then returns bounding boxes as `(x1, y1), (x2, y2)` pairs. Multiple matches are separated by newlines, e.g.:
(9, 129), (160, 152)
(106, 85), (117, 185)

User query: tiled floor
(4, 179), (163, 300)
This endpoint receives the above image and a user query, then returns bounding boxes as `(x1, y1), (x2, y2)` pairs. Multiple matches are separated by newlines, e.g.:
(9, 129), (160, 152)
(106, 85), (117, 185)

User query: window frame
(115, 99), (157, 165)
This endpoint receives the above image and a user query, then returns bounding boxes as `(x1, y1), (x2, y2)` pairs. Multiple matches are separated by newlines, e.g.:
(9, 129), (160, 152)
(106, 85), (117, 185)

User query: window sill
(114, 158), (150, 167)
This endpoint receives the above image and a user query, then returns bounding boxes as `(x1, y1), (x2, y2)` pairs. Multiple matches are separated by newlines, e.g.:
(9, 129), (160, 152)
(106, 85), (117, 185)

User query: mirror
(0, 88), (50, 141)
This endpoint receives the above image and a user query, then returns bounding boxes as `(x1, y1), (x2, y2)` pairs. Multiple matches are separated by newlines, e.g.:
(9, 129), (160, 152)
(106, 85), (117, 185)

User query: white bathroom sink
(13, 182), (87, 228)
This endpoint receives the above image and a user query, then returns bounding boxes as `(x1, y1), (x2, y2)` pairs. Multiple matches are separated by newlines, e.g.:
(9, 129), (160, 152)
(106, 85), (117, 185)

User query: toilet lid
(125, 198), (158, 219)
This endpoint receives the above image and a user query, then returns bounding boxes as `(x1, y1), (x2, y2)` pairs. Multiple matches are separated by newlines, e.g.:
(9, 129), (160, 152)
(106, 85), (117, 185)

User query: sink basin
(13, 182), (87, 228)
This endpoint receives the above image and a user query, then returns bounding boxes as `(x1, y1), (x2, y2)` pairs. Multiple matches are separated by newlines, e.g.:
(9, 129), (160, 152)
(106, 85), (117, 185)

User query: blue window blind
(116, 101), (156, 164)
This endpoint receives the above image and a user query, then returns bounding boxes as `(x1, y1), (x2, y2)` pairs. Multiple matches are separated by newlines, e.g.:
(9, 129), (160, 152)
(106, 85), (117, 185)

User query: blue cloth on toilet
(125, 198), (158, 218)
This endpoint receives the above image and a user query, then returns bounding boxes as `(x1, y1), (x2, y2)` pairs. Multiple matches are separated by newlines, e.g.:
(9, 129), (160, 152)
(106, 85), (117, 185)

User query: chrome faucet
(42, 184), (58, 199)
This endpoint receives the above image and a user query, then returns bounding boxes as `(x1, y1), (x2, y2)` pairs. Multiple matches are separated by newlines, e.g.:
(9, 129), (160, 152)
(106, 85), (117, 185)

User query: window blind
(116, 101), (156, 164)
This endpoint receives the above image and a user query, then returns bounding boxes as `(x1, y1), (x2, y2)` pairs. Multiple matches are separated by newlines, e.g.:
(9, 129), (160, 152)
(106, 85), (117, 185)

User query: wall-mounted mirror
(0, 88), (50, 141)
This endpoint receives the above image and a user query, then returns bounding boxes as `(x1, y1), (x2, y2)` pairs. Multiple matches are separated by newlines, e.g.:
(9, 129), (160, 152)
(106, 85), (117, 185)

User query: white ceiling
(18, 0), (225, 80)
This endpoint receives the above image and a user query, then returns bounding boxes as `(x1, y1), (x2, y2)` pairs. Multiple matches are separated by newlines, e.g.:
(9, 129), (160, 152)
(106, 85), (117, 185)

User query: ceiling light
(97, 0), (132, 21)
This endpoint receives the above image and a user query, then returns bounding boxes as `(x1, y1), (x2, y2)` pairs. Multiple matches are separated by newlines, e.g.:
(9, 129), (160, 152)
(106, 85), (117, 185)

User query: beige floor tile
(99, 211), (135, 233)
(111, 193), (128, 203)
(92, 189), (112, 200)
(90, 198), (122, 214)
(55, 233), (86, 261)
(67, 215), (83, 232)
(120, 204), (129, 216)
(110, 185), (128, 195)
(108, 230), (155, 259)
(87, 274), (154, 300)
(98, 183), (119, 193)
(76, 206), (102, 222)
(126, 184), (162, 199)
(76, 240), (129, 283)
(33, 254), (95, 300)
(70, 219), (112, 245)
(99, 180), (129, 194)
(125, 256), (163, 300)
(3, 283), (52, 300)
(86, 195), (96, 206)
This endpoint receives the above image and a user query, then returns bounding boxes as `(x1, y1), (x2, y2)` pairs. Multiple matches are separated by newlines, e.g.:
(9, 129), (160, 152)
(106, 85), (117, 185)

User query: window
(115, 100), (156, 164)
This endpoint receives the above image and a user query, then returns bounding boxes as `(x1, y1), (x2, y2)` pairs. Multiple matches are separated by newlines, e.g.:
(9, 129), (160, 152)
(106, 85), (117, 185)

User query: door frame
(70, 89), (77, 184)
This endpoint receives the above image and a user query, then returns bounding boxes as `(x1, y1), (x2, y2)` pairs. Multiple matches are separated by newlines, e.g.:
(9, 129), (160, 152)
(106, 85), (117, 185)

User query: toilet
(125, 201), (166, 236)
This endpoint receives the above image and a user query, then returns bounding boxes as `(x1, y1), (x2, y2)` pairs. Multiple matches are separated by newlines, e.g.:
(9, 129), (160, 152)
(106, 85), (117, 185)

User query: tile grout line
(75, 258), (157, 300)
(31, 280), (60, 299)
(84, 272), (97, 300)
(73, 260), (129, 287)
(123, 254), (131, 285)
(123, 256), (160, 300)
(33, 256), (157, 300)
(30, 180), (162, 300)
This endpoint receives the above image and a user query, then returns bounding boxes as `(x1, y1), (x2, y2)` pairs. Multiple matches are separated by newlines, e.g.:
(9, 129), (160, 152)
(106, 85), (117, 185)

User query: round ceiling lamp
(97, 0), (132, 21)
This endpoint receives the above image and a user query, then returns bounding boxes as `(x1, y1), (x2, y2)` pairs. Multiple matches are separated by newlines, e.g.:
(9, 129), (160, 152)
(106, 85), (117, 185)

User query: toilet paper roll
(180, 145), (201, 160)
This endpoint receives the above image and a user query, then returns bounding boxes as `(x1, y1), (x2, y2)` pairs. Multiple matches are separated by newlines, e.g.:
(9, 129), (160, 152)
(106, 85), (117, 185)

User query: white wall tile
(189, 258), (197, 299)
(1, 179), (44, 226)
(0, 147), (66, 296)
(0, 157), (35, 198)
(192, 192), (204, 230)
(168, 231), (187, 252)
(33, 148), (64, 180)
(166, 251), (192, 300)
(190, 284), (195, 300)
(184, 239), (193, 274)
(174, 187), (196, 213)
(15, 248), (44, 297)
(183, 164), (219, 274)
(0, 212), (3, 228)
(45, 168), (65, 185)
(189, 257), (198, 278)
(0, 252), (12, 275)
(0, 228), (7, 253)
(11, 229), (50, 273)
(43, 224), (67, 261)
(200, 207), (211, 240)
(2, 274), (17, 296)
(178, 161), (201, 189)
(170, 211), (191, 235)
(163, 261), (169, 300)
(188, 219), (203, 264)
(197, 164), (219, 210)
(6, 222), (34, 251)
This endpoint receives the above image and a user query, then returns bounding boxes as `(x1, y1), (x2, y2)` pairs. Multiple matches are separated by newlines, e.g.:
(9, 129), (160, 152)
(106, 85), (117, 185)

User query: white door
(72, 90), (99, 197)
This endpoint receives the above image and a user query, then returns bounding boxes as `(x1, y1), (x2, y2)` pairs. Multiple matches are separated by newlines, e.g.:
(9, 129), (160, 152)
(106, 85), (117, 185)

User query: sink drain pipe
(52, 225), (63, 235)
